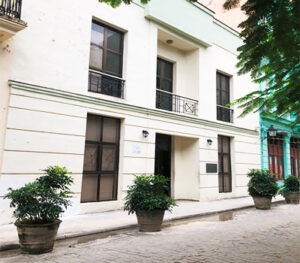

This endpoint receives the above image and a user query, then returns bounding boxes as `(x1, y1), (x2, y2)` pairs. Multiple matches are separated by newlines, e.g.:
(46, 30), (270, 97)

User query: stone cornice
(9, 80), (259, 136)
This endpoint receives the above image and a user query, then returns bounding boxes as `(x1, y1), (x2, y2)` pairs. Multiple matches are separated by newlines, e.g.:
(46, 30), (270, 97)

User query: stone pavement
(0, 202), (299, 263)
(0, 195), (284, 251)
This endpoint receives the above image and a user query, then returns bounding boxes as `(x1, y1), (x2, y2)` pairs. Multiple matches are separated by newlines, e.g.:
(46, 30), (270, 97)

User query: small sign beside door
(206, 163), (218, 173)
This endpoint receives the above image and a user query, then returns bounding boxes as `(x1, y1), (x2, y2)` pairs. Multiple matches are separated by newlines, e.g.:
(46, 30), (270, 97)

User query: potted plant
(247, 169), (279, 209)
(279, 175), (300, 204)
(124, 175), (176, 232)
(4, 166), (73, 254)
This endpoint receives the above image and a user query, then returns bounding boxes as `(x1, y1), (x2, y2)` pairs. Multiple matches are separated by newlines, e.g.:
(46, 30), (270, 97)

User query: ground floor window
(81, 114), (120, 202)
(218, 135), (232, 193)
(268, 135), (284, 180)
(290, 137), (300, 178)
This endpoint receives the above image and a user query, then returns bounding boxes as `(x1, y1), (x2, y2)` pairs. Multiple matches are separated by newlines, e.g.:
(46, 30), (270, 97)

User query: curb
(0, 199), (284, 252)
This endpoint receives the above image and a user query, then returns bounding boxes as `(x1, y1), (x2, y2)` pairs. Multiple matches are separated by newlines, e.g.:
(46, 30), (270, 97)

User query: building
(0, 0), (261, 225)
(260, 85), (300, 183)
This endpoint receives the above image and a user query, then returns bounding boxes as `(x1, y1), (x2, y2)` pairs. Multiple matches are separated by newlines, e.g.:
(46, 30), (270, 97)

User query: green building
(260, 82), (300, 184)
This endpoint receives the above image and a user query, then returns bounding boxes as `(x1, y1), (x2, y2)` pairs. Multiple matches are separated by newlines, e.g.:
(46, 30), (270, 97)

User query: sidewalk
(0, 196), (284, 251)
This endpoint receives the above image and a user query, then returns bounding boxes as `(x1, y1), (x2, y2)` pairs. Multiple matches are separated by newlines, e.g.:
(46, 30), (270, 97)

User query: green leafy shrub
(279, 175), (300, 196)
(4, 166), (73, 224)
(247, 169), (279, 197)
(124, 175), (176, 214)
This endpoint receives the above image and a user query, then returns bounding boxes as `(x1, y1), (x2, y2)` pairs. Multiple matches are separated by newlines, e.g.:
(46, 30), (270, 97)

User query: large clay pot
(15, 220), (61, 254)
(284, 192), (300, 204)
(136, 210), (165, 232)
(252, 196), (272, 209)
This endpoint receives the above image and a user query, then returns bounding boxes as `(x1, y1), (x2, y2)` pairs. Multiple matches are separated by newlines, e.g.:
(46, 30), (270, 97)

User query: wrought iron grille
(89, 70), (125, 99)
(156, 89), (198, 116)
(0, 0), (22, 19)
(217, 105), (234, 123)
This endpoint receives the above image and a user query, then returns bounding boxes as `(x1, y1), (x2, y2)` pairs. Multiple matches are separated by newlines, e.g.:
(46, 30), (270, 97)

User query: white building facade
(0, 0), (261, 225)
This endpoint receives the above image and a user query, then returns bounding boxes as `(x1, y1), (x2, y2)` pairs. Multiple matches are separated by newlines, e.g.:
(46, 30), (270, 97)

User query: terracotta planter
(284, 192), (300, 204)
(136, 210), (165, 232)
(15, 220), (61, 254)
(252, 196), (272, 210)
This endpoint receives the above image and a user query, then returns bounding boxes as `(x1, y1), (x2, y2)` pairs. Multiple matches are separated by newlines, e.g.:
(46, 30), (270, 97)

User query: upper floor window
(216, 72), (233, 123)
(89, 21), (125, 98)
(156, 58), (173, 111)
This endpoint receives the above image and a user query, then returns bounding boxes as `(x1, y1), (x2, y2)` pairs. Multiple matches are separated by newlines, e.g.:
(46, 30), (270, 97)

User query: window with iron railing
(156, 58), (198, 116)
(216, 72), (233, 123)
(0, 0), (22, 19)
(88, 21), (124, 98)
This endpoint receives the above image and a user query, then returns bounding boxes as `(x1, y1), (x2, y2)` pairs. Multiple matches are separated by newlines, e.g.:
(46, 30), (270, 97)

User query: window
(81, 115), (120, 202)
(216, 72), (233, 123)
(290, 137), (300, 178)
(88, 21), (124, 98)
(268, 135), (284, 180)
(156, 58), (173, 111)
(89, 22), (123, 76)
(218, 136), (232, 193)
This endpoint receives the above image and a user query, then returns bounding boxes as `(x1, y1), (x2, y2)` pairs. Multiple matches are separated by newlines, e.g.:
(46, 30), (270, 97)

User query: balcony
(217, 105), (234, 123)
(88, 70), (125, 99)
(0, 0), (26, 42)
(156, 89), (198, 116)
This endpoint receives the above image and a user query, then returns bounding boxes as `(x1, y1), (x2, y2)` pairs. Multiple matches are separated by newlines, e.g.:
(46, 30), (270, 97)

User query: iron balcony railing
(0, 0), (22, 19)
(217, 105), (234, 123)
(89, 70), (125, 99)
(156, 89), (198, 116)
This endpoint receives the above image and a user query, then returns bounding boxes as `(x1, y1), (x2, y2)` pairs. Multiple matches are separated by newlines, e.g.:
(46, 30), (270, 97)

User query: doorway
(155, 134), (172, 195)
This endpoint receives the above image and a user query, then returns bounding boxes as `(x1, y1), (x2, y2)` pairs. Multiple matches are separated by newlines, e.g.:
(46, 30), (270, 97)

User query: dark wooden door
(155, 134), (172, 195)
(218, 135), (232, 193)
(81, 115), (120, 202)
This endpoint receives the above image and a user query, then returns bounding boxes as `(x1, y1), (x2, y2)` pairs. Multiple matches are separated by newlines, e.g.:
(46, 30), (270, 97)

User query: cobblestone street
(1, 204), (299, 263)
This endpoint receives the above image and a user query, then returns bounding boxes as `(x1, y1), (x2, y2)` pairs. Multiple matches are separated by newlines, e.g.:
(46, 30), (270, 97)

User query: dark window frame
(156, 58), (173, 92)
(90, 20), (124, 78)
(268, 135), (285, 180)
(290, 137), (300, 178)
(216, 72), (233, 123)
(81, 115), (121, 203)
(218, 135), (232, 193)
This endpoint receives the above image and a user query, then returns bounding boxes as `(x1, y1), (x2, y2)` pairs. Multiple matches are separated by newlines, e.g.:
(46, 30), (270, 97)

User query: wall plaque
(206, 163), (217, 173)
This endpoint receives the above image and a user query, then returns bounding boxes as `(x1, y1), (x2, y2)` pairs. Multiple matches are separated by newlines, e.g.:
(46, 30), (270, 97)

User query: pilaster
(260, 128), (269, 170)
(283, 134), (291, 178)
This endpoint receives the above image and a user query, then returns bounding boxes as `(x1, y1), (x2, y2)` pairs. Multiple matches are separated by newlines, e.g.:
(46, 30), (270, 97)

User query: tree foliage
(4, 166), (73, 224)
(224, 0), (300, 125)
(98, 0), (197, 8)
(279, 175), (300, 196)
(124, 175), (176, 214)
(247, 169), (279, 197)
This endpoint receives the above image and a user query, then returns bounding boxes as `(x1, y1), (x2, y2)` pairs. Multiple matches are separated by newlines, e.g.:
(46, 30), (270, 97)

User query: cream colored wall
(0, 39), (13, 173)
(157, 41), (199, 100)
(9, 0), (258, 129)
(0, 0), (262, 224)
(0, 39), (14, 224)
(198, 129), (260, 201)
(0, 86), (260, 224)
(173, 136), (199, 200)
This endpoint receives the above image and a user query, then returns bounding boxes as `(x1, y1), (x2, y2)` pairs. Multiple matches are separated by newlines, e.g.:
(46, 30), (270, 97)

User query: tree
(98, 0), (197, 8)
(224, 0), (300, 125)
(98, 0), (150, 8)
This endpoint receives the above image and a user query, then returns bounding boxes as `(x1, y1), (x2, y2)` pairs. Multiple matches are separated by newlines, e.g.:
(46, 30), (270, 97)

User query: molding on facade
(9, 80), (259, 136)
